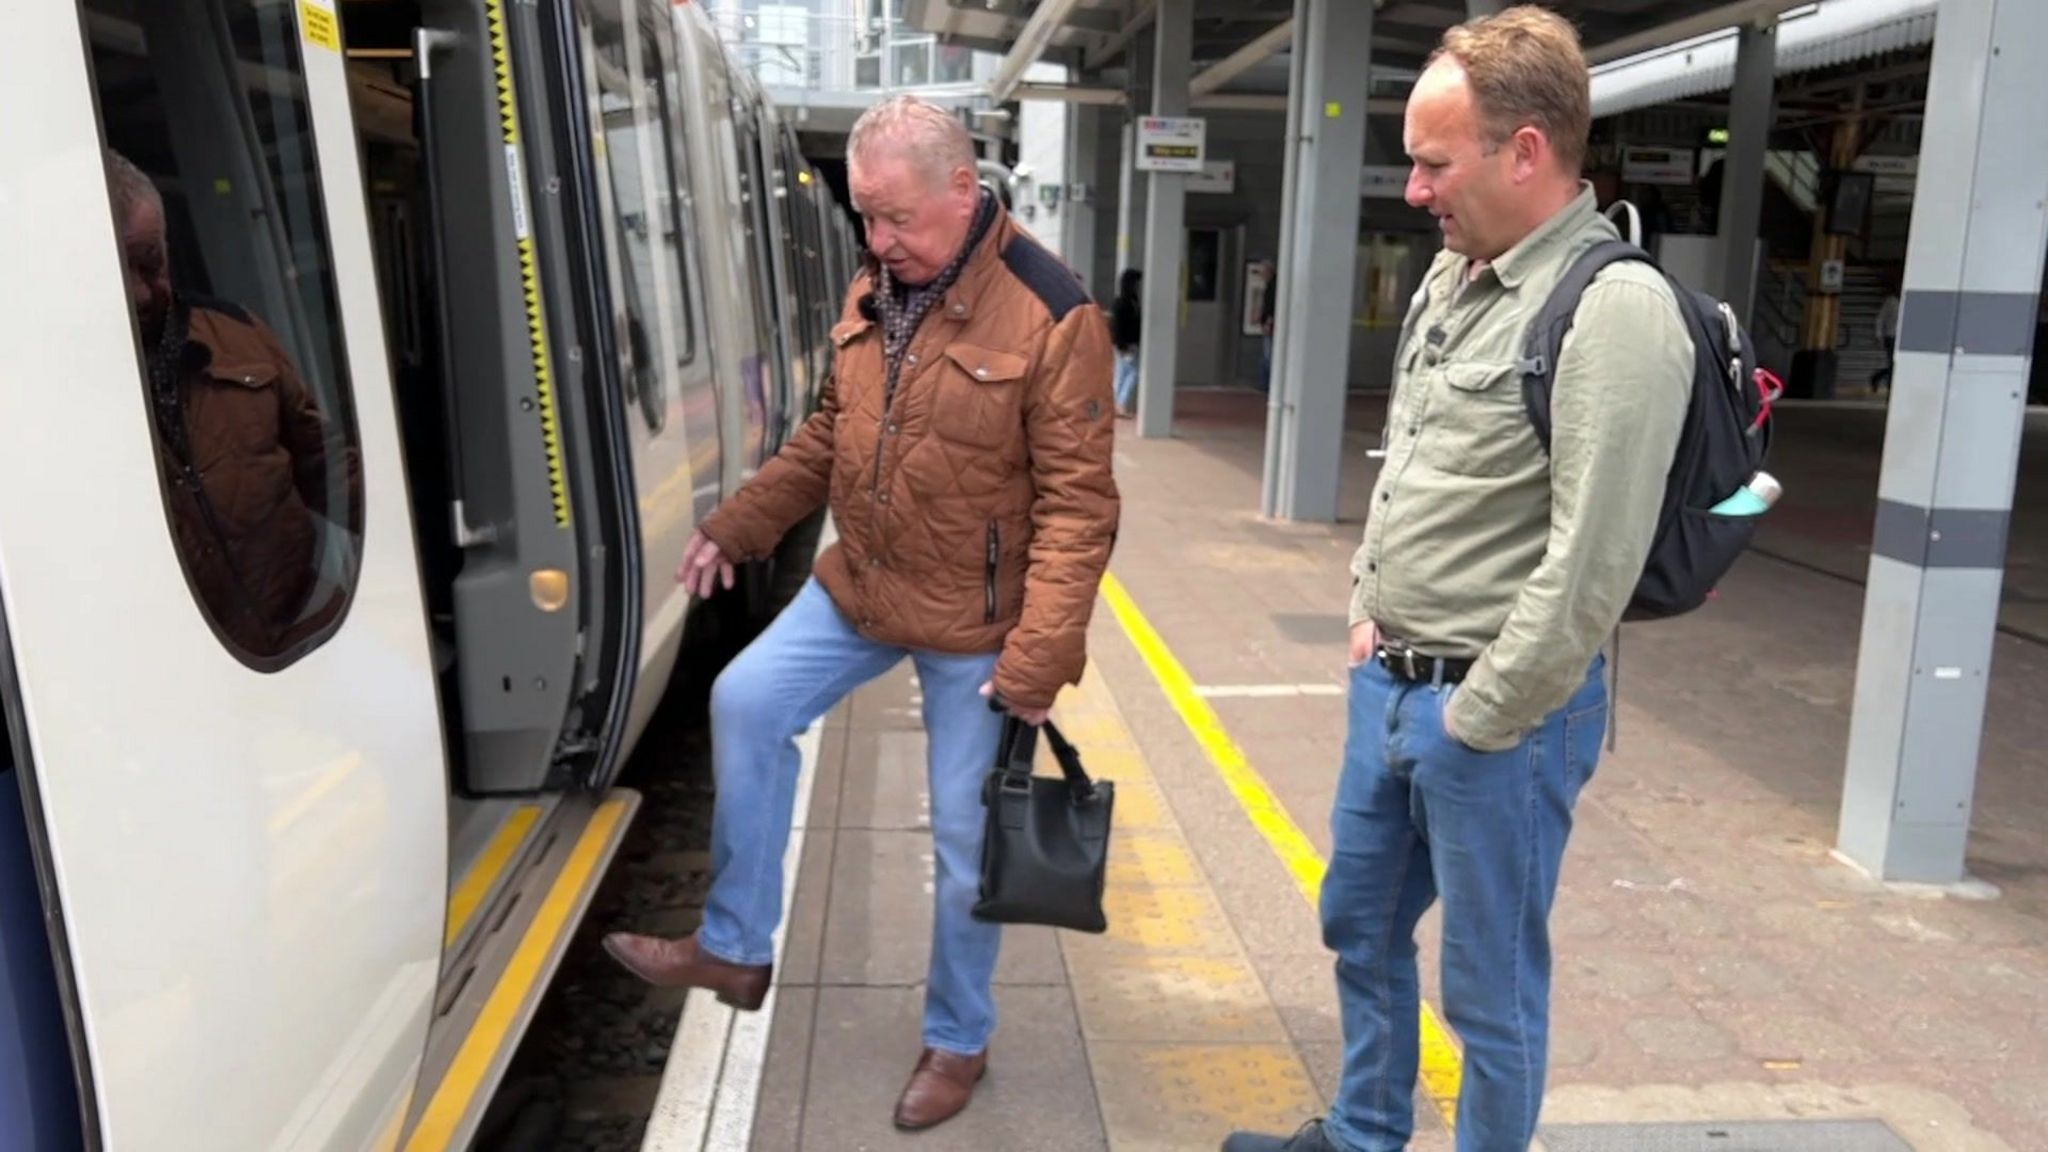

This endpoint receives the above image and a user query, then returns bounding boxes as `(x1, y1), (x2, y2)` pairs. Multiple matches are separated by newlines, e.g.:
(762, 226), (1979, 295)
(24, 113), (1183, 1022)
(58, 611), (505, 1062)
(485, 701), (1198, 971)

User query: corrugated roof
(1590, 0), (1939, 119)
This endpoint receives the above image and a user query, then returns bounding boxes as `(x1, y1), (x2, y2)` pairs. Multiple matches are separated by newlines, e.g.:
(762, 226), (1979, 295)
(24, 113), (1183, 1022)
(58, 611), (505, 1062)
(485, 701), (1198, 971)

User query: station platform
(636, 390), (2048, 1152)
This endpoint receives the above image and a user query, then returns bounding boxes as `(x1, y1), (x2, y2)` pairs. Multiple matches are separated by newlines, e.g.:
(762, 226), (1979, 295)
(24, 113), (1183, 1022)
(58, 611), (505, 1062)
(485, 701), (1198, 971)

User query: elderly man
(1227, 7), (1693, 1152)
(107, 149), (359, 661)
(603, 96), (1118, 1130)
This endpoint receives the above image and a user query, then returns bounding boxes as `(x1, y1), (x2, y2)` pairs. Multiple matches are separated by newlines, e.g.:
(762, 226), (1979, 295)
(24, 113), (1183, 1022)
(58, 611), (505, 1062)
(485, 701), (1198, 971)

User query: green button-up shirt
(1350, 186), (1693, 750)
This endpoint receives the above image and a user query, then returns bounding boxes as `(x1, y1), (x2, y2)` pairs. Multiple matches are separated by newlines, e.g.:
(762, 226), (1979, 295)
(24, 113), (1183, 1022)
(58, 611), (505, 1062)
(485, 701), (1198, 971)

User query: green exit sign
(1706, 126), (1730, 146)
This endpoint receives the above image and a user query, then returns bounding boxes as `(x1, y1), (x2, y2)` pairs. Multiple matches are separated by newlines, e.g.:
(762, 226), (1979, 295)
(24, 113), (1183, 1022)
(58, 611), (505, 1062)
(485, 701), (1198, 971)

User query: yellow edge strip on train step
(1099, 572), (1465, 1128)
(403, 798), (630, 1151)
(444, 805), (542, 949)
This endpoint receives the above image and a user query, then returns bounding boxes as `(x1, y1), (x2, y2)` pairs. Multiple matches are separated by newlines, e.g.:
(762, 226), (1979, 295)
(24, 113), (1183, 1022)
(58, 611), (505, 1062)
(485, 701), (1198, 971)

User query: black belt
(1375, 639), (1475, 685)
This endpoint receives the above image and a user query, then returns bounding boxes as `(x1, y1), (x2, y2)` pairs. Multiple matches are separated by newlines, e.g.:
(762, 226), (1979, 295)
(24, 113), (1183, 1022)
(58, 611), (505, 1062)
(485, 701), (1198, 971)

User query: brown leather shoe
(600, 930), (771, 1010)
(892, 1047), (987, 1131)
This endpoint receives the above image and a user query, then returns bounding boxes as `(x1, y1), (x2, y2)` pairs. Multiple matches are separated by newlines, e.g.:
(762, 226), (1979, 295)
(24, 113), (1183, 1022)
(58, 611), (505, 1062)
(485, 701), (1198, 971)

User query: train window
(573, 0), (700, 435)
(81, 0), (365, 672)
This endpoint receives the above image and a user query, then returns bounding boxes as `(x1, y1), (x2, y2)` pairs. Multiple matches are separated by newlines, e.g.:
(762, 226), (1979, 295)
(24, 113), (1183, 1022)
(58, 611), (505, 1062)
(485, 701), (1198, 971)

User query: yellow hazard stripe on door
(486, 0), (570, 527)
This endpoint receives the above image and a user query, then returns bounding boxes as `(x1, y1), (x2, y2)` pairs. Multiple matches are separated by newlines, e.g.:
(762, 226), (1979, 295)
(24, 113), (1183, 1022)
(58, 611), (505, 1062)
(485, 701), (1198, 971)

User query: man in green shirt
(1226, 7), (1692, 1152)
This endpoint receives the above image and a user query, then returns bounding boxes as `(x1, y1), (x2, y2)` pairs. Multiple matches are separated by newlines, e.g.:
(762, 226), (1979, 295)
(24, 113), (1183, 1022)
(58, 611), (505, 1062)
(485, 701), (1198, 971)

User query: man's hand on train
(1348, 619), (1379, 669)
(980, 681), (1049, 726)
(677, 530), (735, 599)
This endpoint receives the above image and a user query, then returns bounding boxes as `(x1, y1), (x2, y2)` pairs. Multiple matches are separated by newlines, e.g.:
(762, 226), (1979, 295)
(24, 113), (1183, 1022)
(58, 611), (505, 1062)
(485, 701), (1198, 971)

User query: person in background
(1112, 267), (1142, 416)
(1258, 258), (1277, 393)
(1873, 272), (1901, 394)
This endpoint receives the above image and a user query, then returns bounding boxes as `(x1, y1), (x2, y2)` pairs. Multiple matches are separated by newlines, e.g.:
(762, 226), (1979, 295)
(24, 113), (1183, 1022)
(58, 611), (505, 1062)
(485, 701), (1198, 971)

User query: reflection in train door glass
(575, 0), (700, 436)
(83, 0), (365, 672)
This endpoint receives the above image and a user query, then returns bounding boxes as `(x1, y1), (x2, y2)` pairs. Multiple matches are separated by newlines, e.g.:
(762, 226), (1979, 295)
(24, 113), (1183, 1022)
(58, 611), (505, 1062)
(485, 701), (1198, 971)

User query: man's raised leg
(605, 579), (901, 1002)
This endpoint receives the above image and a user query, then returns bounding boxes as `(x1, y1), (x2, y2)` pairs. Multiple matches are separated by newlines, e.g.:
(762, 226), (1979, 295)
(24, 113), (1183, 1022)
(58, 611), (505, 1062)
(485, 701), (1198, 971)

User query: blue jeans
(1114, 350), (1139, 411)
(1321, 656), (1607, 1152)
(697, 578), (1006, 1055)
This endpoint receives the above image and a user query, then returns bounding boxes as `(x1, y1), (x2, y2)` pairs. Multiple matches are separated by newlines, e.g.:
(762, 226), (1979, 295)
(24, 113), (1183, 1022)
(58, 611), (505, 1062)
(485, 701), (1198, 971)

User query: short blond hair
(1432, 5), (1591, 172)
(847, 95), (976, 184)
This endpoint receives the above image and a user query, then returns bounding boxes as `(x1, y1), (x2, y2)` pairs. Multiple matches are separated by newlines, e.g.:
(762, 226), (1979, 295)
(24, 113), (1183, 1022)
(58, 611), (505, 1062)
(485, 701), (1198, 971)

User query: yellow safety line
(444, 805), (542, 949)
(1098, 573), (1465, 1128)
(402, 797), (630, 1151)
(485, 0), (569, 526)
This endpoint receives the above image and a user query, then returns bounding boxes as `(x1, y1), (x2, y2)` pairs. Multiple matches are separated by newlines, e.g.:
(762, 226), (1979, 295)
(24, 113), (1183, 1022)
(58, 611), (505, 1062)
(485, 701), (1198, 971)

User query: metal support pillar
(1135, 0), (1190, 440)
(1837, 0), (2048, 885)
(1115, 37), (1152, 275)
(1260, 0), (1373, 520)
(1065, 101), (1103, 294)
(1795, 97), (1864, 399)
(1716, 20), (1775, 320)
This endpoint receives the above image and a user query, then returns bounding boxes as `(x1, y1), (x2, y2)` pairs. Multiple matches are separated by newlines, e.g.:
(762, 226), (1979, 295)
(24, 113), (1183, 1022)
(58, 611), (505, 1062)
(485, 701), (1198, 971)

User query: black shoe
(1222, 1118), (1342, 1152)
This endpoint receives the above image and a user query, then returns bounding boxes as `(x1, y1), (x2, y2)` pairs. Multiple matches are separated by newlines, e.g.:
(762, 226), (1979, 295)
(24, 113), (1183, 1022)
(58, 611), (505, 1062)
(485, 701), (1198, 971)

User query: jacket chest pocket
(191, 364), (284, 472)
(929, 342), (1028, 450)
(1419, 360), (1531, 479)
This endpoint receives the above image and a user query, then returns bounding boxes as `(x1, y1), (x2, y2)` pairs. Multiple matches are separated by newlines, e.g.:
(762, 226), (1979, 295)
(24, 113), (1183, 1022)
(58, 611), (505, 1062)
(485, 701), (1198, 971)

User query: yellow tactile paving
(1087, 1043), (1323, 1152)
(1105, 832), (1204, 889)
(1065, 952), (1293, 1045)
(1051, 663), (1321, 1149)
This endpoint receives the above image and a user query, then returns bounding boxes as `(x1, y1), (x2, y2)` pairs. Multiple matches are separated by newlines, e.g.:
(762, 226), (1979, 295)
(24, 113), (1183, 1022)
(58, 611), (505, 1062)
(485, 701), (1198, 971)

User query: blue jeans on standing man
(695, 577), (1007, 1056)
(1319, 653), (1608, 1152)
(1114, 349), (1139, 412)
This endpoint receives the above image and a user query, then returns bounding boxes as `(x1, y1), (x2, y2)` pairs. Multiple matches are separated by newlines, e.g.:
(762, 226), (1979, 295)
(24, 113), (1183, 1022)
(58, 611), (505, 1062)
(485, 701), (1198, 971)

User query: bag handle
(992, 711), (1099, 802)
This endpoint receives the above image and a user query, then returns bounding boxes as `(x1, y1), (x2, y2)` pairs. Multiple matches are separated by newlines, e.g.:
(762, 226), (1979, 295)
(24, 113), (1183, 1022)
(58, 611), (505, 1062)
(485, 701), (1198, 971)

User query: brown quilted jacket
(700, 213), (1119, 708)
(154, 300), (360, 662)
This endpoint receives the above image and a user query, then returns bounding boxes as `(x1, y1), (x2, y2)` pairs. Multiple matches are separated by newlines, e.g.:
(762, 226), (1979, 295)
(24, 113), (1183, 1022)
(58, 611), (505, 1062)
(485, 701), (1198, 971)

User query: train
(0, 0), (868, 1148)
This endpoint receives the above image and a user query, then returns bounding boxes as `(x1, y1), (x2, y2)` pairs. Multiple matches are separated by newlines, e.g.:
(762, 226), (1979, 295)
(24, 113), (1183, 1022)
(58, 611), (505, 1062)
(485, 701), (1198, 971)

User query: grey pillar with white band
(1837, 0), (2048, 884)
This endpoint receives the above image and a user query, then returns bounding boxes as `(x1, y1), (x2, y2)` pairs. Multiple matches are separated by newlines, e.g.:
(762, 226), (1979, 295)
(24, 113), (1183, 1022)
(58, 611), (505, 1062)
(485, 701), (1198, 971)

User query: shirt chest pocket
(929, 342), (1028, 450)
(1420, 360), (1531, 479)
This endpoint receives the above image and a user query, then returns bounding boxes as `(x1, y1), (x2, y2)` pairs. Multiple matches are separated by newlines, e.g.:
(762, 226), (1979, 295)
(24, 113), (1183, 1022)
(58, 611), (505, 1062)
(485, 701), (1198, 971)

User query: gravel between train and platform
(481, 708), (718, 1152)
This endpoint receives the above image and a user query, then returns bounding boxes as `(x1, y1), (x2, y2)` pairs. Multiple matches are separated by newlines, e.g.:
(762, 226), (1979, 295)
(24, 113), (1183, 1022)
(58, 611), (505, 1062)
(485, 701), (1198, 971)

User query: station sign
(1623, 145), (1694, 186)
(1136, 116), (1207, 173)
(1188, 160), (1235, 194)
(1360, 164), (1407, 199)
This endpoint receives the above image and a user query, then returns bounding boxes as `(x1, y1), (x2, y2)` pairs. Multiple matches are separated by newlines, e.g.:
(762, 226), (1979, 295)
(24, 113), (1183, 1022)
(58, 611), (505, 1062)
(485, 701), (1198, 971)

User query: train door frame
(536, 0), (737, 768)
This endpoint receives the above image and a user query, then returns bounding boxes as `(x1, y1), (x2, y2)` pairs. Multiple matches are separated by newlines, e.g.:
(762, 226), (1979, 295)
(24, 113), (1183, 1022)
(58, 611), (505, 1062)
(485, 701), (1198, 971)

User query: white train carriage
(0, 0), (852, 1148)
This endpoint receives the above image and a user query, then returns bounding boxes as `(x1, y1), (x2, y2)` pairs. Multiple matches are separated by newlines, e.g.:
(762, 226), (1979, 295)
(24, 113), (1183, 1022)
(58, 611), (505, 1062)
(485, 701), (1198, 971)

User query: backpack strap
(1518, 239), (1654, 452)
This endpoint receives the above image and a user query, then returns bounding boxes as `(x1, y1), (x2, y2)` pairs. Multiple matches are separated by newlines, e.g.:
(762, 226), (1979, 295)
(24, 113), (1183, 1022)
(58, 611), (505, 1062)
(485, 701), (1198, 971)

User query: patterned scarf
(874, 188), (999, 391)
(146, 297), (194, 464)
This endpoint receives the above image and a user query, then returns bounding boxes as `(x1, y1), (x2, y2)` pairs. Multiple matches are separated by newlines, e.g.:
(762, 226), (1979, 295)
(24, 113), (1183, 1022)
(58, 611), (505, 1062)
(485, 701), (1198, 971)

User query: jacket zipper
(984, 521), (999, 624)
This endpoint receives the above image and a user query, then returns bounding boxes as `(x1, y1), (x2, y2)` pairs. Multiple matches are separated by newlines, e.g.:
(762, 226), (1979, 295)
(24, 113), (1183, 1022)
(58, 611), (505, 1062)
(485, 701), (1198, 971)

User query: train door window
(572, 0), (700, 435)
(728, 98), (781, 355)
(80, 0), (365, 671)
(775, 151), (814, 351)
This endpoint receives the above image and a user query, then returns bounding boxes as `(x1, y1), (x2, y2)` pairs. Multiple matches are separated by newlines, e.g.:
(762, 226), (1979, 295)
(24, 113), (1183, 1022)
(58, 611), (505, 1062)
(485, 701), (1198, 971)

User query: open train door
(0, 2), (451, 1148)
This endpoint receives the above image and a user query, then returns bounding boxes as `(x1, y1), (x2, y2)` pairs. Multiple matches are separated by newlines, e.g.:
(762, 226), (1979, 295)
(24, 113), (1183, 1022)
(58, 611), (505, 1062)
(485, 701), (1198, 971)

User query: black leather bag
(972, 716), (1114, 933)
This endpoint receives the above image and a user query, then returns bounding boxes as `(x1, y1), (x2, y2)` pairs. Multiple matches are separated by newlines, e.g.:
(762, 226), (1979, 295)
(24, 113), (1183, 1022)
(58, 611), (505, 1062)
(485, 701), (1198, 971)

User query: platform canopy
(901, 0), (1826, 107)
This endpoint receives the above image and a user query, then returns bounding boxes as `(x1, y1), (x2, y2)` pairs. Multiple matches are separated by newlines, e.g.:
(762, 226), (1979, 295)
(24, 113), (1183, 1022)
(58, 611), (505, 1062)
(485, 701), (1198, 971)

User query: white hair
(105, 149), (163, 221)
(846, 95), (976, 184)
